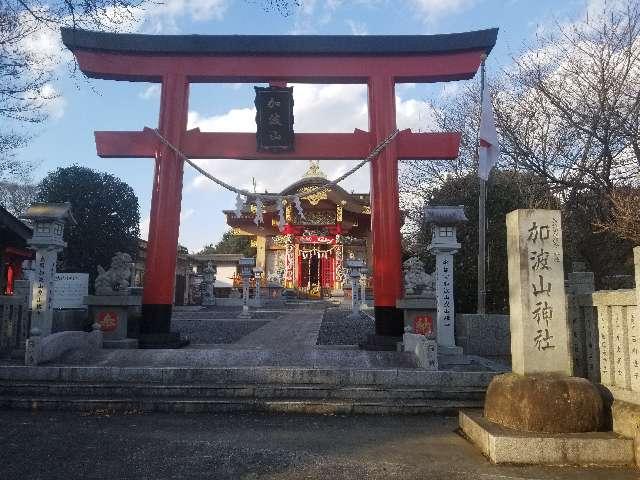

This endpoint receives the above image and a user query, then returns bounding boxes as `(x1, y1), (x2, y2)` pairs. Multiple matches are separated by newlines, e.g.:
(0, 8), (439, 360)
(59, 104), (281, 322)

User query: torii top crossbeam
(62, 27), (497, 348)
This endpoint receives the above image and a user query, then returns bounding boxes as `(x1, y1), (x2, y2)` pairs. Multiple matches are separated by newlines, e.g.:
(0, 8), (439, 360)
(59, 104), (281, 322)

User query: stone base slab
(459, 410), (635, 467)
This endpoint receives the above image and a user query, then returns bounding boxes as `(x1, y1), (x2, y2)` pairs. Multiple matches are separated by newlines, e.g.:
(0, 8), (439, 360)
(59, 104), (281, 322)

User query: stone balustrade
(566, 247), (640, 399)
(0, 280), (30, 356)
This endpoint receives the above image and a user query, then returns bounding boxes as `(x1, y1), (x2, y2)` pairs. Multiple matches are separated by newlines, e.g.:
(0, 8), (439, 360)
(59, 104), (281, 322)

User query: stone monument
(506, 209), (572, 376)
(23, 202), (76, 337)
(201, 261), (217, 306)
(460, 209), (607, 466)
(237, 257), (255, 319)
(85, 252), (140, 349)
(424, 205), (467, 355)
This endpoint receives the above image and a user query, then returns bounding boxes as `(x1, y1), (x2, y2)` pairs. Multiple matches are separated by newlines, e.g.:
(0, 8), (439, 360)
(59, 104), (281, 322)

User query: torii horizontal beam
(95, 129), (461, 160)
(61, 28), (497, 83)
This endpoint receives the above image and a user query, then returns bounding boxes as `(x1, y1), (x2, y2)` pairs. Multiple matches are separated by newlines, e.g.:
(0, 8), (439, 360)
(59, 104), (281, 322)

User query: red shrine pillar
(367, 75), (404, 341)
(140, 74), (189, 346)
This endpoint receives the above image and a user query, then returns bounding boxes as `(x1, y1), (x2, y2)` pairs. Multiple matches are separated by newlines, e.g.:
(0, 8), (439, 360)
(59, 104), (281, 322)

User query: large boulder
(484, 372), (605, 433)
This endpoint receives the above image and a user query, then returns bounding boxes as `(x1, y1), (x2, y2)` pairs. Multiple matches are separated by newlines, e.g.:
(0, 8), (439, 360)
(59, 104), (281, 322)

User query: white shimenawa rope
(147, 126), (400, 203)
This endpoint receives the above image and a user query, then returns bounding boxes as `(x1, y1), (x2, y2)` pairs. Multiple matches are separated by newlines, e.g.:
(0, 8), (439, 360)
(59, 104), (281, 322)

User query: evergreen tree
(37, 166), (140, 289)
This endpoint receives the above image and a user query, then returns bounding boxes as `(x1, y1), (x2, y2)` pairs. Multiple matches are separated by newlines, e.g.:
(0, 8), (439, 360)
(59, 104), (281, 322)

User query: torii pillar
(61, 27), (498, 348)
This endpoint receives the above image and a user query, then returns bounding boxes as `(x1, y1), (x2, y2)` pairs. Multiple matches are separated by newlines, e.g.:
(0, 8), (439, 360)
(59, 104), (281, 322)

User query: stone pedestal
(85, 295), (141, 349)
(396, 295), (436, 338)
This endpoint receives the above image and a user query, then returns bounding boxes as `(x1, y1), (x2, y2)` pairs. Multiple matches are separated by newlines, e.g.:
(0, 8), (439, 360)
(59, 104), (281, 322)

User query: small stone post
(506, 209), (572, 376)
(346, 259), (364, 319)
(238, 257), (255, 319)
(424, 206), (467, 351)
(359, 266), (368, 310)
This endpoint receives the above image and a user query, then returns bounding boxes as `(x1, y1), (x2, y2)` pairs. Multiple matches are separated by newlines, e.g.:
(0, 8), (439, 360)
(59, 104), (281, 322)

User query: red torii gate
(62, 28), (497, 348)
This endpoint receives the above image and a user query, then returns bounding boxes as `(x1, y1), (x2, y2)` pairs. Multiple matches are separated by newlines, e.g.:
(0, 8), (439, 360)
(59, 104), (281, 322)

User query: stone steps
(0, 381), (486, 401)
(0, 395), (483, 415)
(0, 365), (496, 387)
(0, 365), (494, 414)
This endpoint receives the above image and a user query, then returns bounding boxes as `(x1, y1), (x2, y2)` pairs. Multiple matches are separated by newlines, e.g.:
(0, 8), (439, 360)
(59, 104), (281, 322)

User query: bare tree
(496, 0), (640, 197)
(1, 0), (146, 180)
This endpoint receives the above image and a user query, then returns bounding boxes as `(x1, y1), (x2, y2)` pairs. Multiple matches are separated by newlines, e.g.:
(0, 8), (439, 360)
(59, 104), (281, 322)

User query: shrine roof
(61, 28), (498, 57)
(0, 206), (32, 241)
(280, 176), (368, 205)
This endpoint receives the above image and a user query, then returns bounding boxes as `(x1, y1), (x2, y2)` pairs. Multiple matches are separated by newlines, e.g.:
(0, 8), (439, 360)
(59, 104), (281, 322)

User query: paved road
(1, 411), (637, 480)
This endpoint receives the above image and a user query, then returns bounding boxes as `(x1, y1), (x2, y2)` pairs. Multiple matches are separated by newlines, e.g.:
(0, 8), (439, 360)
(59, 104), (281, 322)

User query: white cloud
(181, 208), (196, 221)
(140, 216), (150, 240)
(291, 0), (343, 34)
(188, 107), (256, 132)
(410, 0), (477, 23)
(184, 83), (434, 197)
(139, 84), (161, 100)
(142, 0), (228, 33)
(39, 84), (67, 120)
(346, 19), (368, 35)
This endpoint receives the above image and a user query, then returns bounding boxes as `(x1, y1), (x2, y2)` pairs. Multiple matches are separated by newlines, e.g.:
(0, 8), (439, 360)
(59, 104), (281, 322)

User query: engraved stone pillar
(424, 206), (467, 350)
(506, 209), (572, 376)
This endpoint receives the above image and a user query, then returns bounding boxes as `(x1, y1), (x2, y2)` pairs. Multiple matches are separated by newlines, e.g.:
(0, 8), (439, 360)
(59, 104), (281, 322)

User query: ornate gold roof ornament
(298, 185), (329, 206)
(302, 160), (327, 179)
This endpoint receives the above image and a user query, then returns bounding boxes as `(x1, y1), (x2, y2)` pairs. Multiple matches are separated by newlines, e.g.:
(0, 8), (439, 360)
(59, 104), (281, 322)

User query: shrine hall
(224, 162), (372, 298)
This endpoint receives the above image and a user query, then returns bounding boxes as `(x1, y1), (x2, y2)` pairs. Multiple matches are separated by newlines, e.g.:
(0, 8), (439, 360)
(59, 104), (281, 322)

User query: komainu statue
(95, 252), (133, 295)
(403, 256), (435, 296)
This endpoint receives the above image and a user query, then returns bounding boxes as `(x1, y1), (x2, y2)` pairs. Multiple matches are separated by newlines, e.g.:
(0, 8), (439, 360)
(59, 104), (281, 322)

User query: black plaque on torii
(254, 86), (294, 152)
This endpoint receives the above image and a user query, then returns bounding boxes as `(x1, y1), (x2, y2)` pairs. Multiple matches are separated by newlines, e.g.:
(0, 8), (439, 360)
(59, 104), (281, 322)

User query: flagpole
(477, 57), (487, 315)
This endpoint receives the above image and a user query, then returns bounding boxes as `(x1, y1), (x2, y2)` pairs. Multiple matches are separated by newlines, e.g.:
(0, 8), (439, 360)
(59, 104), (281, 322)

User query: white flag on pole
(478, 88), (499, 180)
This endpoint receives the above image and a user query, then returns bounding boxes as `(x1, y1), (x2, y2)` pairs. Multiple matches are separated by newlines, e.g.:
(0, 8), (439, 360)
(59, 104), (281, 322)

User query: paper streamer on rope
(277, 198), (286, 231)
(293, 196), (305, 219)
(234, 193), (245, 218)
(253, 197), (264, 226)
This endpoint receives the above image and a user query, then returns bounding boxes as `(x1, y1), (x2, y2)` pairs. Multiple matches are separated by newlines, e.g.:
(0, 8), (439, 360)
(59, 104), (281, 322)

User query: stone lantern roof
(423, 205), (468, 225)
(23, 202), (77, 225)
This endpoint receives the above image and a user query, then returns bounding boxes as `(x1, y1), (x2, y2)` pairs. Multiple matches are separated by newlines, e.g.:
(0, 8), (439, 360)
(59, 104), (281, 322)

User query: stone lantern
(237, 257), (255, 318)
(201, 261), (217, 306)
(345, 258), (364, 319)
(252, 266), (264, 306)
(22, 202), (76, 337)
(424, 205), (467, 354)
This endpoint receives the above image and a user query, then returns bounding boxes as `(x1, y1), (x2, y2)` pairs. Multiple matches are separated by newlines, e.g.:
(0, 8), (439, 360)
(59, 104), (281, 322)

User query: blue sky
(17, 0), (595, 252)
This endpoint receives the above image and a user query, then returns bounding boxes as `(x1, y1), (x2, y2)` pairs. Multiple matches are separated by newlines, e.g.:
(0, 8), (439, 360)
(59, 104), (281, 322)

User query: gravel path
(3, 411), (634, 480)
(171, 319), (269, 344)
(316, 307), (375, 345)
